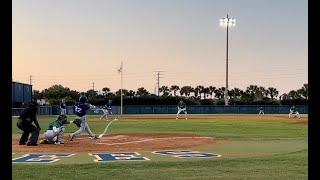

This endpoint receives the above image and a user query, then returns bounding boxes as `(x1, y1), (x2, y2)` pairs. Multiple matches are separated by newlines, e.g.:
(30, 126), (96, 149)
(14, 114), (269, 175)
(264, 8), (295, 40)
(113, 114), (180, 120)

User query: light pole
(219, 14), (236, 106)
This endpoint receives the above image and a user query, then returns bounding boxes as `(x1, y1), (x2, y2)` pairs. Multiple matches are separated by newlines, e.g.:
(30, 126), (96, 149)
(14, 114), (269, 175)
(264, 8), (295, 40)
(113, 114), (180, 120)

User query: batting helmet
(79, 96), (87, 104)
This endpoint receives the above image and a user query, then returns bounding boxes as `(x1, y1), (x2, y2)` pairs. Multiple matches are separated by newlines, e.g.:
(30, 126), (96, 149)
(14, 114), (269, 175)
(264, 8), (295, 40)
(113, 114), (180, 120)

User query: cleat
(19, 142), (26, 145)
(27, 142), (38, 146)
(69, 134), (74, 141)
(92, 135), (99, 140)
(40, 139), (49, 144)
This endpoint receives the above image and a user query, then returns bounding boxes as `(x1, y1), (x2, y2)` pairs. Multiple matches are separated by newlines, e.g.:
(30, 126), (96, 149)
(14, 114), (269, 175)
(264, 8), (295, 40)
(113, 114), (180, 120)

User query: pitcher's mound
(12, 133), (218, 153)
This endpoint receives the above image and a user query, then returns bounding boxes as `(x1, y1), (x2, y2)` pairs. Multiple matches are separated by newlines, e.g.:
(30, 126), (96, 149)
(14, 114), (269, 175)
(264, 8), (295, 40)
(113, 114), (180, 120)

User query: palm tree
(208, 86), (216, 99)
(193, 86), (201, 98)
(202, 87), (210, 99)
(102, 87), (110, 93)
(297, 83), (308, 99)
(102, 87), (111, 97)
(246, 85), (258, 98)
(169, 85), (180, 96)
(228, 89), (236, 100)
(214, 88), (224, 100)
(180, 86), (193, 97)
(196, 85), (204, 99)
(116, 89), (128, 96)
(288, 90), (301, 99)
(267, 87), (279, 100)
(255, 86), (267, 101)
(233, 88), (243, 99)
(128, 90), (135, 98)
(159, 86), (170, 97)
(136, 87), (150, 96)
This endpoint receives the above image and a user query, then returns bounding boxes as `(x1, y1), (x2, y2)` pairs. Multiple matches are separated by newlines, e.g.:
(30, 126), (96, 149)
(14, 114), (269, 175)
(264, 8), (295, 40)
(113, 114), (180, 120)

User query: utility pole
(155, 71), (164, 96)
(29, 75), (32, 85)
(92, 82), (95, 91)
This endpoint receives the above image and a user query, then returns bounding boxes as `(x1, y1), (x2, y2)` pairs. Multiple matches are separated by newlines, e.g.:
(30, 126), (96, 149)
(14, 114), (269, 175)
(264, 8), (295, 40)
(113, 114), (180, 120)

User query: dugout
(12, 81), (32, 108)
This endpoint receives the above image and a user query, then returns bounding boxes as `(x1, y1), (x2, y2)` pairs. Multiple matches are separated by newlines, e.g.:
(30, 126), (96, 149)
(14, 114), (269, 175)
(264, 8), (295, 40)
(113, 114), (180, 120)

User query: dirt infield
(12, 133), (218, 153)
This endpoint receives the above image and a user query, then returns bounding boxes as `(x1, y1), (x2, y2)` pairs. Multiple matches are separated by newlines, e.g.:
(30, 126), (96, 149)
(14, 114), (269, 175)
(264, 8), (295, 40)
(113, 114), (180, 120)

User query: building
(12, 81), (32, 108)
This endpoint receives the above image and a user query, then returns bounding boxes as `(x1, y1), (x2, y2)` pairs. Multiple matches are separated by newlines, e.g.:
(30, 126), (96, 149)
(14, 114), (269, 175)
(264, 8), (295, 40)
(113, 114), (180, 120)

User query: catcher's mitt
(73, 118), (82, 127)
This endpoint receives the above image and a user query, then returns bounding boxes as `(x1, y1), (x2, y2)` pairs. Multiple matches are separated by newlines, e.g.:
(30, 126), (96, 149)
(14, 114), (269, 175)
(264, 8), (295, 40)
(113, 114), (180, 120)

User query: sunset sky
(12, 0), (307, 95)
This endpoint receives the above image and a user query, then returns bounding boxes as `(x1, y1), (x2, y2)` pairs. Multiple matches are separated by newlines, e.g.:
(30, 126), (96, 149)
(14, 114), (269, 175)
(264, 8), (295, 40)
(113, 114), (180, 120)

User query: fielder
(60, 99), (67, 115)
(258, 106), (264, 115)
(69, 96), (99, 141)
(100, 100), (113, 120)
(289, 105), (300, 118)
(40, 115), (70, 144)
(176, 100), (188, 120)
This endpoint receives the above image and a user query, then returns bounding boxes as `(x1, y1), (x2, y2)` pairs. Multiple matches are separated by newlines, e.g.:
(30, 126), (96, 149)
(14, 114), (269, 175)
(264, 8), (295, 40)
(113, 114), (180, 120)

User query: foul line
(95, 136), (213, 146)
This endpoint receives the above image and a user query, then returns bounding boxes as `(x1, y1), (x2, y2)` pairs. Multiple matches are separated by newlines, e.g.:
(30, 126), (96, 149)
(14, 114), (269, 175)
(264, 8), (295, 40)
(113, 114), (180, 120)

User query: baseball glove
(73, 118), (82, 127)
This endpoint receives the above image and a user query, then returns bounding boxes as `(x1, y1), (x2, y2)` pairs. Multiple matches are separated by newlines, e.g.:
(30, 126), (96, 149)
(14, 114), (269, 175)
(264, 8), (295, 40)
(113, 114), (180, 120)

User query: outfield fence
(12, 105), (308, 116)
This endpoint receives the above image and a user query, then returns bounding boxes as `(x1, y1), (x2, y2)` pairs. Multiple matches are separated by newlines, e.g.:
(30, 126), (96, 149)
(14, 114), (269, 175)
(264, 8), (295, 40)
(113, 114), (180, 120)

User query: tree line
(32, 83), (308, 106)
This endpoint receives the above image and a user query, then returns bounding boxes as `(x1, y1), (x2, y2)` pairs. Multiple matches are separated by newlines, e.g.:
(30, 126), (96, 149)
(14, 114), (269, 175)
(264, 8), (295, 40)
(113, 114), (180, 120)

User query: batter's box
(152, 150), (222, 158)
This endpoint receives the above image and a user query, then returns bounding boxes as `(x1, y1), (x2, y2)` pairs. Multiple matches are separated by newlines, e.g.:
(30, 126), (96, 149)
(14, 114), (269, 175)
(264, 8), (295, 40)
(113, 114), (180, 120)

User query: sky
(12, 0), (308, 95)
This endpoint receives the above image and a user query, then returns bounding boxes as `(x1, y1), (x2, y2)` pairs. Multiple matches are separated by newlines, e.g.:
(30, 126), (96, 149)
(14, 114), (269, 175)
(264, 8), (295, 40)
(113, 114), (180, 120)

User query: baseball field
(12, 114), (308, 180)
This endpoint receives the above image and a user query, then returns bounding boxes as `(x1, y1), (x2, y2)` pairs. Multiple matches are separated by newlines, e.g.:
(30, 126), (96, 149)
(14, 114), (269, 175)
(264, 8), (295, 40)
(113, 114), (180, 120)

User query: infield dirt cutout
(12, 133), (218, 153)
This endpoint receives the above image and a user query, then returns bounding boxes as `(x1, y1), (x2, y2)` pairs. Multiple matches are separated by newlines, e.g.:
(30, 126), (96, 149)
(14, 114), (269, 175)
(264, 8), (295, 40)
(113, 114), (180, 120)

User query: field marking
(95, 136), (213, 146)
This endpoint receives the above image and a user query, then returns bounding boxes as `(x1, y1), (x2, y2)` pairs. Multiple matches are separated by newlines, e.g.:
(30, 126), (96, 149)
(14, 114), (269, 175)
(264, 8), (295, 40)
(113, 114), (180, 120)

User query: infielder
(100, 100), (113, 120)
(40, 115), (70, 144)
(176, 100), (188, 120)
(60, 99), (67, 115)
(289, 105), (300, 118)
(258, 106), (264, 115)
(69, 96), (99, 141)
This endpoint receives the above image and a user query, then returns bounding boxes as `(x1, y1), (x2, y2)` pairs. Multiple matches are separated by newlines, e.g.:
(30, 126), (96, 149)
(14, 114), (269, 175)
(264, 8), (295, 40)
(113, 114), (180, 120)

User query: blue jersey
(60, 103), (66, 109)
(74, 102), (90, 117)
(103, 102), (112, 110)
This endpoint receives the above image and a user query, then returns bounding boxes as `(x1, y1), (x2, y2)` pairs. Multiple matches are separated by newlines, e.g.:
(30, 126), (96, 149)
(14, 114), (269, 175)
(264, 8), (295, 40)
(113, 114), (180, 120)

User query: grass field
(12, 115), (308, 180)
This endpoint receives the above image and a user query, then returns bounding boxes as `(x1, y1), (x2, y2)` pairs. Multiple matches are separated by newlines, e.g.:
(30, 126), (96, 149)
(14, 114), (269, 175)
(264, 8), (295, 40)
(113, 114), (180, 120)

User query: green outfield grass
(12, 115), (308, 180)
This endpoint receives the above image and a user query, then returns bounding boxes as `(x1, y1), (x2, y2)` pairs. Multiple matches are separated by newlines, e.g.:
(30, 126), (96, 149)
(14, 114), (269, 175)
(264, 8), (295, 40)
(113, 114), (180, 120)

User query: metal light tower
(219, 14), (236, 106)
(118, 61), (123, 115)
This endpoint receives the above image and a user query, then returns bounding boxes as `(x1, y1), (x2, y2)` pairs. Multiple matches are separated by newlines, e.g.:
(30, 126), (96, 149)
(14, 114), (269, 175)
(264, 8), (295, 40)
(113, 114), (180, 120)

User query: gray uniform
(70, 103), (96, 140)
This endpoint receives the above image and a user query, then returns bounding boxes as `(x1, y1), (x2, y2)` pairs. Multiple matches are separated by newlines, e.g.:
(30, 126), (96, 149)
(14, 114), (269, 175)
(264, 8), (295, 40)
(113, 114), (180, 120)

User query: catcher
(40, 115), (70, 144)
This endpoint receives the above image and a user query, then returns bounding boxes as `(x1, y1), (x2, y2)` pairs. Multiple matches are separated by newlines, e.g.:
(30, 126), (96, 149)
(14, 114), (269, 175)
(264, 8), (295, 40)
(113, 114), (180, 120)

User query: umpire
(17, 101), (41, 146)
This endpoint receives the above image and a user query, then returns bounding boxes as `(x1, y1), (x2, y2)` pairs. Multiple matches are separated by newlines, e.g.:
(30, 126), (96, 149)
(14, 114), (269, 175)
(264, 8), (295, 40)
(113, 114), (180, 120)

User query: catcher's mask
(58, 115), (67, 124)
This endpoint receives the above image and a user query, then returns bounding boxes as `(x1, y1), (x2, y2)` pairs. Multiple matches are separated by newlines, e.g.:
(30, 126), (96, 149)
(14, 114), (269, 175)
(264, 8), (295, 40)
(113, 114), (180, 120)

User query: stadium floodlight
(219, 14), (236, 106)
